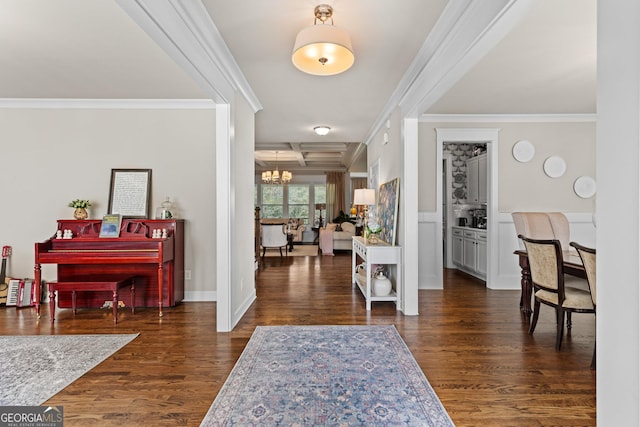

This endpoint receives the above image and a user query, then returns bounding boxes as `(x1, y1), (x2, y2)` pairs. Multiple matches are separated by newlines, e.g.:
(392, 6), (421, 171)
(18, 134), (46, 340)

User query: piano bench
(47, 277), (136, 325)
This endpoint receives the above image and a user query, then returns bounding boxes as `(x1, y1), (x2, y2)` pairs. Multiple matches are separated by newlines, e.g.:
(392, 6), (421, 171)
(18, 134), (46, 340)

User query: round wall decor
(543, 156), (567, 178)
(574, 176), (596, 198)
(512, 140), (535, 162)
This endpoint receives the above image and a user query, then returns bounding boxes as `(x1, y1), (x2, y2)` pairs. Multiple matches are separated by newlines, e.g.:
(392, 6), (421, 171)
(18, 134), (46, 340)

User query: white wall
(231, 94), (257, 323)
(0, 107), (217, 300)
(416, 119), (596, 290)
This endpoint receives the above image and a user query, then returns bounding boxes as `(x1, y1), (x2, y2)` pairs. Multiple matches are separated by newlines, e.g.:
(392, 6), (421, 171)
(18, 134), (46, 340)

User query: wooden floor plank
(0, 253), (595, 426)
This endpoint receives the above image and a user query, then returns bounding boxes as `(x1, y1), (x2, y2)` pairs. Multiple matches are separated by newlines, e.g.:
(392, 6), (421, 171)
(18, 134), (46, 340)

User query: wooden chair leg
(130, 280), (135, 315)
(48, 283), (56, 324)
(72, 290), (77, 316)
(528, 299), (541, 334)
(556, 309), (565, 351)
(566, 312), (572, 330)
(112, 290), (118, 324)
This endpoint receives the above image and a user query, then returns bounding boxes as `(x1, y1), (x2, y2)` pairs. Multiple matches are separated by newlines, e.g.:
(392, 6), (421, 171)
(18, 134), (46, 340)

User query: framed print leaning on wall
(377, 177), (400, 245)
(108, 169), (152, 218)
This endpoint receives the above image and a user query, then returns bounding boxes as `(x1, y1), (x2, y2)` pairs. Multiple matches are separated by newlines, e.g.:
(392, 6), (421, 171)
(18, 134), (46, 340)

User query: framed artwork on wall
(377, 177), (400, 245)
(108, 168), (152, 218)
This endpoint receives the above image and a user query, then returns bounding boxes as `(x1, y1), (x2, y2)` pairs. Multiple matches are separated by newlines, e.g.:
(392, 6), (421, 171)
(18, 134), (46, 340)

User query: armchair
(520, 236), (594, 351)
(260, 224), (288, 257)
(287, 219), (306, 243)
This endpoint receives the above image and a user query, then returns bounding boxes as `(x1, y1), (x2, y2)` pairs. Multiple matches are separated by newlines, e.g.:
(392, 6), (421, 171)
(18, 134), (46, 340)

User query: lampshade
(292, 4), (354, 76)
(315, 203), (326, 210)
(354, 188), (375, 206)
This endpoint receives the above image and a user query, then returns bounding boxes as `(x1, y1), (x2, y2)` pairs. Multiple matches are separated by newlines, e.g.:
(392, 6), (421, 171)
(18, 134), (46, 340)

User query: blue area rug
(201, 325), (454, 426)
(0, 334), (139, 406)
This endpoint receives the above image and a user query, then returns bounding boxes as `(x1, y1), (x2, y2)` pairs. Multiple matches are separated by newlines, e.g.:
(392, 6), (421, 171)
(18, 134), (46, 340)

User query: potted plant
(68, 199), (91, 220)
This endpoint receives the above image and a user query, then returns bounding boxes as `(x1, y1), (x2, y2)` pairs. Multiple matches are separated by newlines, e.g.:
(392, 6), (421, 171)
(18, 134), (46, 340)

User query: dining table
(514, 249), (586, 320)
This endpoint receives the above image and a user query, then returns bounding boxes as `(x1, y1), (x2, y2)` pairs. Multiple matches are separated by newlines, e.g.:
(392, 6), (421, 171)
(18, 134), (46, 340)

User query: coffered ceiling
(0, 0), (596, 175)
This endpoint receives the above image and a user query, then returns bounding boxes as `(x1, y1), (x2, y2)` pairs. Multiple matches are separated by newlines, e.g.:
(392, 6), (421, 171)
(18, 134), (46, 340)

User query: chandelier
(292, 4), (354, 76)
(262, 151), (292, 184)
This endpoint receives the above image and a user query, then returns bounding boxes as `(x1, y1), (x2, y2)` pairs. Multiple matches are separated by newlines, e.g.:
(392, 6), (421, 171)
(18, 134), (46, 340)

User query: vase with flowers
(68, 199), (91, 220)
(366, 220), (382, 244)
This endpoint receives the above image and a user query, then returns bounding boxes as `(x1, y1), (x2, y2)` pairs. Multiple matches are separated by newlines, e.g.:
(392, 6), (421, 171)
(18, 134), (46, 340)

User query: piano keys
(34, 219), (184, 318)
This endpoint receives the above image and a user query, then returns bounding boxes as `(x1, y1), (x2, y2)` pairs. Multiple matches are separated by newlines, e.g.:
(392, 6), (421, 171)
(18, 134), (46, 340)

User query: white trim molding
(421, 113), (597, 123)
(0, 98), (216, 109)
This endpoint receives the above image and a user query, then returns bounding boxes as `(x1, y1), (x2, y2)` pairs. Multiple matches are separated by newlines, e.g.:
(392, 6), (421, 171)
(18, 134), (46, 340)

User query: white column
(597, 1), (640, 424)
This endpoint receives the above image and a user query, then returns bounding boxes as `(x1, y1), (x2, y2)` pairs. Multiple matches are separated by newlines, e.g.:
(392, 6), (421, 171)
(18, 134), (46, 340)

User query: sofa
(260, 218), (306, 242)
(319, 221), (357, 253)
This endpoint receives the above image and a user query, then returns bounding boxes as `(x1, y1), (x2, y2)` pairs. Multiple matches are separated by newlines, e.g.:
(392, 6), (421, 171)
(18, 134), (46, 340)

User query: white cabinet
(476, 232), (487, 277)
(463, 230), (477, 271)
(466, 154), (487, 204)
(452, 228), (464, 266)
(351, 236), (402, 311)
(451, 226), (486, 280)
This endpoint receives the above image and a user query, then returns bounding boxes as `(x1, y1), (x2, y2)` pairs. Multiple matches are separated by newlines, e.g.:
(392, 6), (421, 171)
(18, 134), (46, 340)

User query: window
(288, 185), (310, 224)
(257, 182), (326, 224)
(261, 185), (284, 218)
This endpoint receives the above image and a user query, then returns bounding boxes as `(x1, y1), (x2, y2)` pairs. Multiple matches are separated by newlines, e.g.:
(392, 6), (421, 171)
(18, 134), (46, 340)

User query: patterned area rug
(0, 334), (138, 406)
(200, 325), (454, 426)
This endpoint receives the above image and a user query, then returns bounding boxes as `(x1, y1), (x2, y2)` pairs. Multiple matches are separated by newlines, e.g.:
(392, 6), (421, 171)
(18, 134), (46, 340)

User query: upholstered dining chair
(260, 223), (288, 258)
(519, 235), (595, 351)
(570, 241), (597, 369)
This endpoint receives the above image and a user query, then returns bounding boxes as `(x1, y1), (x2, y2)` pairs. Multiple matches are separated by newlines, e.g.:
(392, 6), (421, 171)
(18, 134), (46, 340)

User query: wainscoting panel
(417, 211), (596, 291)
(418, 218), (441, 289)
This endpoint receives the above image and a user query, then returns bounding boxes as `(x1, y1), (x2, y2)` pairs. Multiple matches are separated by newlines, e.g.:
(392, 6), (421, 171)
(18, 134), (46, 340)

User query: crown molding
(362, 0), (535, 145)
(421, 113), (597, 123)
(115, 0), (261, 112)
(0, 98), (216, 109)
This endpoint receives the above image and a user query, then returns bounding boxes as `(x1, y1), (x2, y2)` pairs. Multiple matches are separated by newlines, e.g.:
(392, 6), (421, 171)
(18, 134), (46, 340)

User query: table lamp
(354, 189), (375, 238)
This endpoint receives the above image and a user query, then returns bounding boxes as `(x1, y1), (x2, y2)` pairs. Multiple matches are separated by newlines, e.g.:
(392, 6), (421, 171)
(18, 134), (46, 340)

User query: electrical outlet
(184, 270), (191, 280)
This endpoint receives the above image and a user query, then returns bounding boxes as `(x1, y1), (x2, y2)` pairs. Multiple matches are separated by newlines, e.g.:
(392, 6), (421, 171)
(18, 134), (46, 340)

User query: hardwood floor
(0, 253), (595, 426)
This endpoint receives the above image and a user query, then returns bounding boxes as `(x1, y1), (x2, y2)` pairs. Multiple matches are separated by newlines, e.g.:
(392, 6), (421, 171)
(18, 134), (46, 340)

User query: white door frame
(435, 128), (499, 287)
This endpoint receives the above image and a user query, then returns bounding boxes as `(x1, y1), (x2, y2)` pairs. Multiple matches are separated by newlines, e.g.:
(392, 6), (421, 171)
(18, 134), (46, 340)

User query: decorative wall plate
(543, 156), (566, 178)
(512, 140), (535, 162)
(574, 176), (596, 198)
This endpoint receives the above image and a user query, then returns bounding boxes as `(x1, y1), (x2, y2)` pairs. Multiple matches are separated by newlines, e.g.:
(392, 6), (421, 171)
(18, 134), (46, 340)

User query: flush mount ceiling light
(292, 4), (354, 76)
(314, 126), (331, 136)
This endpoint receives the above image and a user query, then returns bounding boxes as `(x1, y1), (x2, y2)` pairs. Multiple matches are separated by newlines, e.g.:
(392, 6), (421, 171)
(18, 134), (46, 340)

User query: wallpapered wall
(443, 142), (486, 204)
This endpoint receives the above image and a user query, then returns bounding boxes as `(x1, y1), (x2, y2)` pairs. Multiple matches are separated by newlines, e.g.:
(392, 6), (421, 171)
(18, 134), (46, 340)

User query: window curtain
(325, 172), (345, 222)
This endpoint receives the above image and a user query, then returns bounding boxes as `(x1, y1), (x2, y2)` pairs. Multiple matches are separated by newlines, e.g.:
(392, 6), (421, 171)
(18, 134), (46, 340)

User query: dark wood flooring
(0, 252), (595, 426)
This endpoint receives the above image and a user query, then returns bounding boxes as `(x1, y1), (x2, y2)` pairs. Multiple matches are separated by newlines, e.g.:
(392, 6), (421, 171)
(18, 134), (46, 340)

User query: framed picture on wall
(108, 169), (152, 218)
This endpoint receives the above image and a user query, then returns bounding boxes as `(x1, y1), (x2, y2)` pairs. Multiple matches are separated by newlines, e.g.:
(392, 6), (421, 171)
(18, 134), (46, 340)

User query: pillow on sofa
(340, 222), (356, 234)
(325, 223), (338, 231)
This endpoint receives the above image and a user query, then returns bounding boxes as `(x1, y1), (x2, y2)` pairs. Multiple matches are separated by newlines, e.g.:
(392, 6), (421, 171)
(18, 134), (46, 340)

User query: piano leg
(158, 263), (163, 317)
(34, 263), (42, 319)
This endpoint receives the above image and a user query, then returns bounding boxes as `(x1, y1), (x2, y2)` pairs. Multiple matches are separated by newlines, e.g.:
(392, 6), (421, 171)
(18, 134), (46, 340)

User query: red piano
(34, 219), (184, 317)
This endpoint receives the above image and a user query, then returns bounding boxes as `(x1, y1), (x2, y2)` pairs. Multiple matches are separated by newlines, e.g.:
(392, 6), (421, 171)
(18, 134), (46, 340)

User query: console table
(351, 236), (402, 311)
